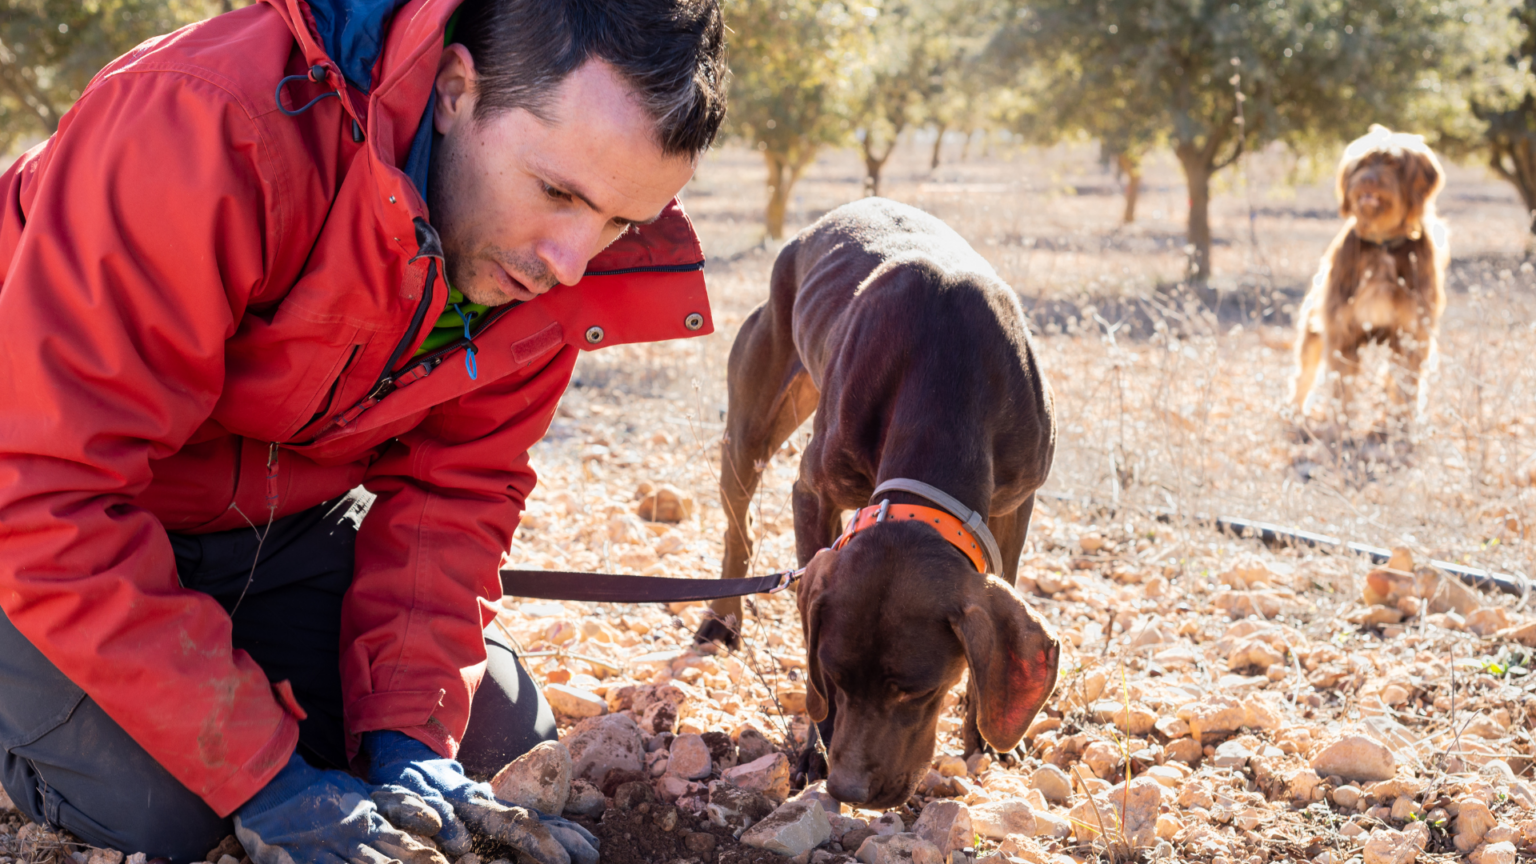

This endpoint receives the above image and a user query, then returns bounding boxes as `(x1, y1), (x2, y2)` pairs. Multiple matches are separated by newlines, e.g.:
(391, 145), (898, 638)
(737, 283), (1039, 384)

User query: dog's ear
(1400, 147), (1443, 230)
(951, 577), (1060, 752)
(1336, 159), (1361, 218)
(797, 547), (839, 723)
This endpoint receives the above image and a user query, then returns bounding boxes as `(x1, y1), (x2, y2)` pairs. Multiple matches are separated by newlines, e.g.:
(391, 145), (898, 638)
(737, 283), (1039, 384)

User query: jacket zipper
(292, 344), (362, 439)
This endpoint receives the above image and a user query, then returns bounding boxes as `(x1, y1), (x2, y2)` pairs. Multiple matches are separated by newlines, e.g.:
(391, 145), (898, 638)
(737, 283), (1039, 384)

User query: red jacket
(0, 0), (711, 817)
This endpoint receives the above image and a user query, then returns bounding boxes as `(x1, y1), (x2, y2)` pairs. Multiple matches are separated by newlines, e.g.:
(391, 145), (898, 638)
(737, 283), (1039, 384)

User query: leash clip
(766, 568), (804, 594)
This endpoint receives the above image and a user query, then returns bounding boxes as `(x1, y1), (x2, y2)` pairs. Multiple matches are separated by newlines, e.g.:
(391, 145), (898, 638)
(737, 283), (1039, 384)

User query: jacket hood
(306, 0), (415, 92)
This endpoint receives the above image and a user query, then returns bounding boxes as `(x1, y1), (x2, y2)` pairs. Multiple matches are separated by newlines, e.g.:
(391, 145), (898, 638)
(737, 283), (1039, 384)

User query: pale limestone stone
(740, 799), (832, 856)
(1309, 735), (1395, 783)
(489, 740), (572, 816)
(911, 800), (972, 857)
(855, 833), (943, 864)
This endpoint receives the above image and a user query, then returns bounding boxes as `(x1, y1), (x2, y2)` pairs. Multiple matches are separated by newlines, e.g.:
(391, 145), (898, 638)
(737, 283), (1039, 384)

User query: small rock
(722, 752), (792, 801)
(911, 801), (972, 856)
(545, 683), (607, 719)
(1178, 694), (1246, 742)
(1091, 701), (1158, 735)
(1309, 734), (1396, 783)
(740, 799), (833, 856)
(735, 727), (776, 763)
(933, 754), (968, 777)
(657, 773), (703, 802)
(563, 779), (606, 817)
(971, 799), (1036, 840)
(1390, 796), (1422, 821)
(871, 812), (905, 835)
(1155, 814), (1183, 840)
(1469, 842), (1517, 864)
(1333, 785), (1363, 809)
(1213, 740), (1253, 769)
(855, 833), (943, 864)
(489, 740), (573, 816)
(1504, 619), (1536, 647)
(1029, 765), (1072, 803)
(1466, 606), (1512, 636)
(614, 780), (658, 811)
(1165, 738), (1203, 764)
(1228, 638), (1284, 670)
(1286, 768), (1322, 803)
(792, 780), (844, 816)
(638, 484), (695, 523)
(684, 832), (718, 856)
(563, 713), (644, 784)
(1362, 828), (1420, 864)
(87, 851), (125, 864)
(706, 780), (776, 826)
(1071, 777), (1161, 848)
(668, 734), (713, 780)
(1454, 798), (1498, 853)
(1082, 740), (1123, 777)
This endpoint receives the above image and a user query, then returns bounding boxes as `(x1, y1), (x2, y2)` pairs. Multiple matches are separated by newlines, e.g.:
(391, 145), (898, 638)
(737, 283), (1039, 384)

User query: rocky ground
(5, 142), (1536, 864)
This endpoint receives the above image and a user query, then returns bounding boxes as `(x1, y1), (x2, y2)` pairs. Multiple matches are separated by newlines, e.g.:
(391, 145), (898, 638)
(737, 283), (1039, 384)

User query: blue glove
(364, 730), (599, 864)
(235, 751), (448, 864)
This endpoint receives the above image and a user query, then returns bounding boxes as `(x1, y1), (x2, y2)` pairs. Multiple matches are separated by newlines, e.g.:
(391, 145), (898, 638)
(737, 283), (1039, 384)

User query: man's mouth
(492, 264), (543, 303)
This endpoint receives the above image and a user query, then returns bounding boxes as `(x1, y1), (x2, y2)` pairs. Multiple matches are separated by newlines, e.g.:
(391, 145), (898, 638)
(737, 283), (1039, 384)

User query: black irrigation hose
(1211, 514), (1530, 600)
(1039, 491), (1531, 600)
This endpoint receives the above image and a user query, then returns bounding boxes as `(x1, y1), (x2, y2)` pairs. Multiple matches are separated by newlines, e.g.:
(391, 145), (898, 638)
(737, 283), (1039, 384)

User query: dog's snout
(826, 769), (871, 805)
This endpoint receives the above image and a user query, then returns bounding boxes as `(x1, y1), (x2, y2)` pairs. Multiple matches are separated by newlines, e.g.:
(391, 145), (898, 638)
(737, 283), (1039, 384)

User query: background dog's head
(1336, 124), (1444, 242)
(795, 525), (1059, 808)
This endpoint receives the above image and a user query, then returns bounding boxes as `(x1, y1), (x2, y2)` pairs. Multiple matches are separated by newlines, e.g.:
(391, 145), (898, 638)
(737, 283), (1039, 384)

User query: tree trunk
(1175, 143), (1215, 303)
(764, 151), (791, 240)
(929, 125), (946, 171)
(1489, 139), (1536, 235)
(1116, 153), (1141, 224)
(960, 129), (975, 161)
(862, 134), (897, 198)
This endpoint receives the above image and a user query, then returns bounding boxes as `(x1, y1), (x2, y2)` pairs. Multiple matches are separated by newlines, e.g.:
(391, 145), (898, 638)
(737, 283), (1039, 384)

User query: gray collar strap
(871, 478), (1004, 575)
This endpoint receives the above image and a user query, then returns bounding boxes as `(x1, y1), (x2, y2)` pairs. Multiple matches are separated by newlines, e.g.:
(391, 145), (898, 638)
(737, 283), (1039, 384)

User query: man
(0, 0), (725, 860)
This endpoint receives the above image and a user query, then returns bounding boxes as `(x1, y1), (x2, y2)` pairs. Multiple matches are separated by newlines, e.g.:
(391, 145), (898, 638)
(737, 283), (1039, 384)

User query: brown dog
(1291, 125), (1449, 426)
(696, 198), (1059, 807)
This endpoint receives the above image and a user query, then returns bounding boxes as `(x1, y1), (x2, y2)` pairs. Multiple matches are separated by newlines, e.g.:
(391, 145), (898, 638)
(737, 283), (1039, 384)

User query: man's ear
(951, 577), (1060, 752)
(433, 43), (478, 134)
(797, 548), (839, 723)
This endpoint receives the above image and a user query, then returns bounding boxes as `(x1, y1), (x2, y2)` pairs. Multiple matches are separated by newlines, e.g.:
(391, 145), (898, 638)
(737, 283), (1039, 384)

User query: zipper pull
(265, 443), (280, 513)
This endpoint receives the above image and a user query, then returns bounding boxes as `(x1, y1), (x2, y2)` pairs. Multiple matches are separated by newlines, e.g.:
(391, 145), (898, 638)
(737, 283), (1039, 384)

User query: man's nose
(540, 220), (607, 287)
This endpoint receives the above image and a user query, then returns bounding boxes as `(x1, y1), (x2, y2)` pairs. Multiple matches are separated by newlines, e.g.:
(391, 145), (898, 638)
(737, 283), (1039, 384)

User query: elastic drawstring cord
(453, 303), (479, 380)
(275, 65), (340, 117)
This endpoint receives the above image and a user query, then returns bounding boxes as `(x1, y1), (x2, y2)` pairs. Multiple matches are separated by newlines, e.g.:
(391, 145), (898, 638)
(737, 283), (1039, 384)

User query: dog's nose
(826, 770), (870, 805)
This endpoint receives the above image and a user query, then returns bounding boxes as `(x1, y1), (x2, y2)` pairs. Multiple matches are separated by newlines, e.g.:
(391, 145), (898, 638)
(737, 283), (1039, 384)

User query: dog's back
(771, 198), (1054, 517)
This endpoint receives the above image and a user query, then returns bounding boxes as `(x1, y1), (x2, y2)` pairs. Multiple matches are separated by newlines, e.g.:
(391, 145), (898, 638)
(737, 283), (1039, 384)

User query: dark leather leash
(498, 477), (994, 603)
(498, 566), (802, 603)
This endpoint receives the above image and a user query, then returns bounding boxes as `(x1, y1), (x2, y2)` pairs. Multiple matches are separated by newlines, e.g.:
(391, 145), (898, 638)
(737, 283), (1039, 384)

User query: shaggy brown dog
(1291, 125), (1449, 426)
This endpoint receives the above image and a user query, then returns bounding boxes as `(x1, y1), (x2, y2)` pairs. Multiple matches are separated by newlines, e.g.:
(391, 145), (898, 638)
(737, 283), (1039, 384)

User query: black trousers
(0, 492), (554, 859)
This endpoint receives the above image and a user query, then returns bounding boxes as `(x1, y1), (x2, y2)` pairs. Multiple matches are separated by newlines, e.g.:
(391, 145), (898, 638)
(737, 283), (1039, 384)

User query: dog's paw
(692, 615), (741, 651)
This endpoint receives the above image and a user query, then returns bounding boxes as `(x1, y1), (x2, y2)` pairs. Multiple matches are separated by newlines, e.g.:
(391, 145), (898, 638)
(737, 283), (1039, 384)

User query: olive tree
(993, 0), (1479, 295)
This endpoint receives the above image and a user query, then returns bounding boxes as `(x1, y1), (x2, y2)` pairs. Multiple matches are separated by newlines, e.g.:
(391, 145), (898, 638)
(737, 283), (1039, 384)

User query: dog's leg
(1325, 341), (1362, 431)
(700, 311), (819, 649)
(1389, 330), (1433, 431)
(1292, 327), (1325, 415)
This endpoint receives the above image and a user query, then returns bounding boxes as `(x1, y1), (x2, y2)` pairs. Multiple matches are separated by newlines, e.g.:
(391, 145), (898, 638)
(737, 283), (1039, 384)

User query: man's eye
(543, 183), (572, 202)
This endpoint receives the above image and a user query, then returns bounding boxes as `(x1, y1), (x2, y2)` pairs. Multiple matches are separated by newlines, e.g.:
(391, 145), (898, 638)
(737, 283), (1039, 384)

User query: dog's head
(796, 525), (1059, 808)
(1336, 124), (1444, 242)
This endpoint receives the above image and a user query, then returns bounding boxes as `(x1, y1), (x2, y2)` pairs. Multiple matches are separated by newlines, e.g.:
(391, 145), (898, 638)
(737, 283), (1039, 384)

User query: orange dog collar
(832, 499), (988, 574)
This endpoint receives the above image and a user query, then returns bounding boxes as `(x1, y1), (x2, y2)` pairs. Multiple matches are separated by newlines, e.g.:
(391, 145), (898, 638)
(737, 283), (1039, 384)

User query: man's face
(428, 49), (697, 306)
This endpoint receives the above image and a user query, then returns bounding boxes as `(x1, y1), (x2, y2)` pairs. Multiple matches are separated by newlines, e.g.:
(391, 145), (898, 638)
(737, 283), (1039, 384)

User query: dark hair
(453, 0), (727, 157)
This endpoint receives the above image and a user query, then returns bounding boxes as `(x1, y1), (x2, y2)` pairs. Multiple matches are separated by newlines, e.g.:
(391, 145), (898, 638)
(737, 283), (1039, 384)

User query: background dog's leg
(1389, 332), (1432, 430)
(700, 308), (818, 649)
(1326, 342), (1362, 431)
(1292, 328), (1325, 415)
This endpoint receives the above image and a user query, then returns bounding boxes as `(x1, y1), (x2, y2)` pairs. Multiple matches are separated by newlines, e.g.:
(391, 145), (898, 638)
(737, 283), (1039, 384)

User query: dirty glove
(235, 751), (448, 864)
(364, 730), (599, 864)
